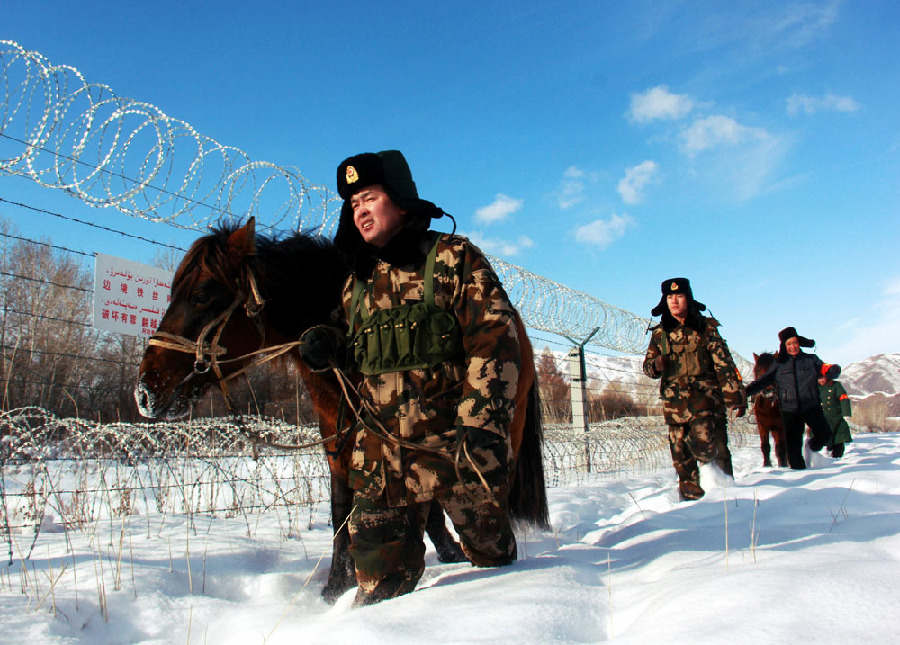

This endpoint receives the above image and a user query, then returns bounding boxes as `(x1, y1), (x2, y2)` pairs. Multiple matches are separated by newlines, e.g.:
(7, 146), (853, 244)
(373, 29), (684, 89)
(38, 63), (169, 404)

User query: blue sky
(2, 0), (899, 365)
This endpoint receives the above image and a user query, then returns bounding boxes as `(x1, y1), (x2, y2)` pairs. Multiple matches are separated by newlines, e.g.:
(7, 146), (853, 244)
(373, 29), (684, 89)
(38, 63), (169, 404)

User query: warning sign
(93, 254), (173, 337)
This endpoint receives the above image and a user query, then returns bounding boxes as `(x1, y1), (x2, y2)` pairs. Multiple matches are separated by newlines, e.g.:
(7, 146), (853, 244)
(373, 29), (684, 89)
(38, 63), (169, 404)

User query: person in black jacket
(745, 326), (840, 469)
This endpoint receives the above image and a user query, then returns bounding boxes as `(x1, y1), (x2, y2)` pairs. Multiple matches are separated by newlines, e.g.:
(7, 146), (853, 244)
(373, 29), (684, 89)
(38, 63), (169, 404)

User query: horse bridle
(147, 264), (503, 501)
(147, 267), (300, 411)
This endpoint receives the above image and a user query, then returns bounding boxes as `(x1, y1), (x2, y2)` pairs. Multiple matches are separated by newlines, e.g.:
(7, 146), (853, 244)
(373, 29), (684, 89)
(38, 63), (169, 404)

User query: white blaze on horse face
(351, 185), (407, 248)
(134, 381), (156, 418)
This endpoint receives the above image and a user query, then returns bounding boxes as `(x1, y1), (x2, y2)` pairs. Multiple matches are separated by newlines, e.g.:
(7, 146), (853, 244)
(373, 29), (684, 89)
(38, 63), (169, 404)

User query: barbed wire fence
(0, 407), (761, 546)
(0, 39), (762, 563)
(0, 39), (651, 355)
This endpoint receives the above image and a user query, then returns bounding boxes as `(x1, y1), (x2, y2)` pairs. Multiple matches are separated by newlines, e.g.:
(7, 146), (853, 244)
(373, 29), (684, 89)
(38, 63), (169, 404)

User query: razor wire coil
(1, 39), (655, 353)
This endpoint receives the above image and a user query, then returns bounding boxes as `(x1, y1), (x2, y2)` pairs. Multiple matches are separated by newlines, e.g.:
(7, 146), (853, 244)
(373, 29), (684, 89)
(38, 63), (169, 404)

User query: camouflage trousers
(667, 413), (733, 485)
(347, 435), (517, 605)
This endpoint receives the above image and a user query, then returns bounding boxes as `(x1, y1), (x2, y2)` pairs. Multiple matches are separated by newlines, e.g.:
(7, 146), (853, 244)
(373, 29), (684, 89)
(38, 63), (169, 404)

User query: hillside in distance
(551, 350), (898, 409)
(839, 353), (900, 397)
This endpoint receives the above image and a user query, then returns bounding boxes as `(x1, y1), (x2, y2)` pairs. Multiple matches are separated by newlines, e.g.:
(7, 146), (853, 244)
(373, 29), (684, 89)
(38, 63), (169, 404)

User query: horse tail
(509, 379), (550, 529)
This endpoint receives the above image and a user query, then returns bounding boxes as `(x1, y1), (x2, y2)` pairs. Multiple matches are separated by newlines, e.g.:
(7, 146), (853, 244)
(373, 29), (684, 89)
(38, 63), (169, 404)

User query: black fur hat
(778, 326), (815, 347)
(337, 150), (420, 203)
(334, 150), (445, 278)
(650, 277), (707, 317)
(776, 326), (816, 362)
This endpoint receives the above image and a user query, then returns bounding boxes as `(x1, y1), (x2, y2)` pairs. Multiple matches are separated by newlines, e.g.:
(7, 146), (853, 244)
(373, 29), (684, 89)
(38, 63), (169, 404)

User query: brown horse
(134, 218), (549, 601)
(751, 352), (787, 467)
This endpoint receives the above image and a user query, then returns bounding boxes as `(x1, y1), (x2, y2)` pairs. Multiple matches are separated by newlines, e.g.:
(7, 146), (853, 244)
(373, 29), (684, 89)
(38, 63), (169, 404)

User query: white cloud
(617, 161), (659, 205)
(628, 85), (694, 123)
(786, 93), (861, 116)
(829, 277), (900, 364)
(692, 1), (839, 53)
(680, 114), (771, 155)
(556, 166), (588, 209)
(574, 213), (634, 249)
(474, 194), (523, 225)
(886, 276), (900, 295)
(769, 0), (840, 48)
(468, 231), (534, 257)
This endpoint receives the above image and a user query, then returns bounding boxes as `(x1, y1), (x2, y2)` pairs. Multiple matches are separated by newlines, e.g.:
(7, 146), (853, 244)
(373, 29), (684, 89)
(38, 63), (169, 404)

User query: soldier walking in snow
(300, 150), (520, 605)
(643, 278), (747, 501)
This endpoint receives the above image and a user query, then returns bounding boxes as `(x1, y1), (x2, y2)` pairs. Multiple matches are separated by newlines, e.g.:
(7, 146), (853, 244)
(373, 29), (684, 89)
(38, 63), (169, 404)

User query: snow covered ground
(2, 432), (899, 644)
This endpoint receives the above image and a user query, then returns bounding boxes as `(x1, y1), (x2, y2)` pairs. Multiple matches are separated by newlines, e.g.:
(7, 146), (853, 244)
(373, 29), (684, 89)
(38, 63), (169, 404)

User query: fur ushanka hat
(650, 277), (707, 317)
(776, 326), (818, 362)
(650, 277), (709, 333)
(333, 150), (446, 265)
(778, 326), (815, 347)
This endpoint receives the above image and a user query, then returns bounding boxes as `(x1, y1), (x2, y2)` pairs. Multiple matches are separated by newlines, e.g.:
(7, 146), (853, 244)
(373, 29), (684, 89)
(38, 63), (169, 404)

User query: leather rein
(144, 262), (500, 496)
(147, 268), (300, 413)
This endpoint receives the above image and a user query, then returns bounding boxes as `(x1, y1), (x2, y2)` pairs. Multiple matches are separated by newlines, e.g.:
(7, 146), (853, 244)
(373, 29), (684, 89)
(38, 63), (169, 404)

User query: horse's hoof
(435, 541), (467, 563)
(321, 582), (353, 604)
(678, 481), (705, 501)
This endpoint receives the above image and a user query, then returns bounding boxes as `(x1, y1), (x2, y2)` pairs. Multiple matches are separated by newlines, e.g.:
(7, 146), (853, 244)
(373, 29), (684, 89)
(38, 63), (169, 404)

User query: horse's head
(135, 218), (269, 419)
(753, 351), (776, 381)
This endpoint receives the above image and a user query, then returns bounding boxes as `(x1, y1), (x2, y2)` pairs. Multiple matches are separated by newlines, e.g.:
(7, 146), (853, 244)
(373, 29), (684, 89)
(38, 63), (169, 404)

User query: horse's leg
(759, 424), (772, 467)
(424, 500), (465, 563)
(321, 472), (357, 603)
(773, 426), (788, 467)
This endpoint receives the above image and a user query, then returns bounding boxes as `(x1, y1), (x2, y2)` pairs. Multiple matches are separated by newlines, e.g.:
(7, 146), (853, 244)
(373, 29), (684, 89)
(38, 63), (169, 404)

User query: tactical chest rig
(658, 321), (714, 378)
(348, 233), (463, 375)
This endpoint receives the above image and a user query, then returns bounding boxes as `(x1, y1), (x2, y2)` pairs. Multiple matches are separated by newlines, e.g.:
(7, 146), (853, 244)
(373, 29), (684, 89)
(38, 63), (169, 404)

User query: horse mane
(173, 220), (349, 337)
(753, 351), (777, 377)
(171, 225), (237, 296)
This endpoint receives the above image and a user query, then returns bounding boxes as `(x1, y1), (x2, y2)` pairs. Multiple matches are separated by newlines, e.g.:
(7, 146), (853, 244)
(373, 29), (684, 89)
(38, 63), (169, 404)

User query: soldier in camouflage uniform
(304, 150), (519, 605)
(643, 278), (746, 501)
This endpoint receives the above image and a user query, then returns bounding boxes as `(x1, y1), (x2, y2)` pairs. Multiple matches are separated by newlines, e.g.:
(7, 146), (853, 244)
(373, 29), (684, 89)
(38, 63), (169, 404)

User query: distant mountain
(839, 353), (900, 397)
(535, 349), (650, 396)
(537, 349), (898, 407)
(536, 348), (899, 430)
(834, 354), (900, 429)
(541, 349), (753, 401)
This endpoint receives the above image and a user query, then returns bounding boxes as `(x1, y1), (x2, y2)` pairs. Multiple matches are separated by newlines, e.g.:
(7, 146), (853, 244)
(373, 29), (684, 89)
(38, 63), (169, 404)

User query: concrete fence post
(566, 327), (599, 472)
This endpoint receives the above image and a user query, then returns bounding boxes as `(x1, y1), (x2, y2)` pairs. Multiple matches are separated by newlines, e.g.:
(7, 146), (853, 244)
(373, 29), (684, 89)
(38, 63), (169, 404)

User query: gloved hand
(653, 353), (666, 373)
(732, 404), (747, 418)
(297, 325), (344, 372)
(458, 426), (503, 452)
(455, 426), (508, 488)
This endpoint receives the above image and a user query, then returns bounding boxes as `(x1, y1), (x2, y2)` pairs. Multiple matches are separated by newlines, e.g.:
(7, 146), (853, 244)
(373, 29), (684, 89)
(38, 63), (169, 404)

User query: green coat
(642, 317), (746, 426)
(818, 380), (853, 444)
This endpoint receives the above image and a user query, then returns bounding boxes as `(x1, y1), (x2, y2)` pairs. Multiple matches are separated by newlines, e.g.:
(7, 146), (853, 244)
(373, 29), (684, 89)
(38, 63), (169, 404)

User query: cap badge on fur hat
(651, 277), (706, 316)
(345, 165), (359, 185)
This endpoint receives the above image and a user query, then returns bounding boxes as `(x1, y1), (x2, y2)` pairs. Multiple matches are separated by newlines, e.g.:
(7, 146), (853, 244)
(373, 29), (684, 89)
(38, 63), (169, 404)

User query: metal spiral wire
(0, 39), (651, 352)
(490, 257), (650, 352)
(0, 40), (335, 231)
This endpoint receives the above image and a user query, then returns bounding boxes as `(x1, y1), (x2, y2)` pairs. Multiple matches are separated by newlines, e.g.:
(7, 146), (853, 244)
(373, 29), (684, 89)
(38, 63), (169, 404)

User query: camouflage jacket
(642, 317), (746, 425)
(341, 232), (520, 506)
